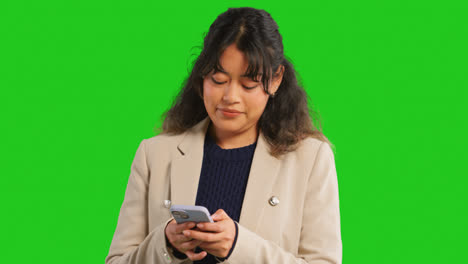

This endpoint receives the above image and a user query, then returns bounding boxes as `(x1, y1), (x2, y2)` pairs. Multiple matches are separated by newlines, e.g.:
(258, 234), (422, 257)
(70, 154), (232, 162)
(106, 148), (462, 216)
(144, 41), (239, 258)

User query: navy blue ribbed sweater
(172, 132), (256, 263)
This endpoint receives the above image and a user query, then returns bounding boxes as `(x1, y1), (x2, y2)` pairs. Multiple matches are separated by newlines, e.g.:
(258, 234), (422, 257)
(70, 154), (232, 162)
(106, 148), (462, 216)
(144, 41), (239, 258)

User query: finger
(198, 241), (228, 258)
(185, 249), (207, 261)
(183, 229), (222, 242)
(167, 234), (192, 247)
(212, 209), (229, 221)
(178, 239), (203, 251)
(196, 222), (223, 232)
(174, 222), (196, 234)
(198, 241), (218, 251)
(173, 233), (194, 243)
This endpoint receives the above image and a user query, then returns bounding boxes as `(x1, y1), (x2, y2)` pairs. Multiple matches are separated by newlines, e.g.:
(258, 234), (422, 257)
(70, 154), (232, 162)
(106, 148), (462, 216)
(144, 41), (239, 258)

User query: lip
(217, 108), (243, 117)
(218, 108), (242, 113)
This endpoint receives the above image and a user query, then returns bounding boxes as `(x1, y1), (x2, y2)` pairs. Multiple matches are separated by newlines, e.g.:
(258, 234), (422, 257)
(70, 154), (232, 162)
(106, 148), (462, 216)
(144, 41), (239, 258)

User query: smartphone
(170, 205), (214, 224)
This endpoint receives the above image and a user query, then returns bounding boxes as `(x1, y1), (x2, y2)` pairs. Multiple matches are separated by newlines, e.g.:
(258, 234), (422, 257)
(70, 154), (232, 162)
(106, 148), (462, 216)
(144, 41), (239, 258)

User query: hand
(182, 209), (236, 259)
(164, 219), (207, 261)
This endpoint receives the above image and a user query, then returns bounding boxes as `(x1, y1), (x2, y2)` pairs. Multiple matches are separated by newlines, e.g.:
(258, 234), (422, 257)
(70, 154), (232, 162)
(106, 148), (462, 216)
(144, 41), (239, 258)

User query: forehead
(217, 44), (248, 74)
(214, 44), (263, 78)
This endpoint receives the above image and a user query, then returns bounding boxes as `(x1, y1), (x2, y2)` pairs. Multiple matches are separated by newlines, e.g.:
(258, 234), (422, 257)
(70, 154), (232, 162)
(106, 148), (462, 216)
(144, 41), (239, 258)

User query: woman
(105, 7), (342, 264)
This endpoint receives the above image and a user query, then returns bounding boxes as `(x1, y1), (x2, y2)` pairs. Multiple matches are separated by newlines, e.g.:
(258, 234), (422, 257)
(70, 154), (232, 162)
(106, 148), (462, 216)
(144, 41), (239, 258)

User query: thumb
(212, 209), (228, 220)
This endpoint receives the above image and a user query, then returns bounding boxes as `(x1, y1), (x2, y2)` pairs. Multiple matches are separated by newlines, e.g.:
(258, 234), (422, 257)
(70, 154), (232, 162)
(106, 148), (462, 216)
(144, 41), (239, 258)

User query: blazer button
(269, 196), (280, 206)
(163, 199), (172, 209)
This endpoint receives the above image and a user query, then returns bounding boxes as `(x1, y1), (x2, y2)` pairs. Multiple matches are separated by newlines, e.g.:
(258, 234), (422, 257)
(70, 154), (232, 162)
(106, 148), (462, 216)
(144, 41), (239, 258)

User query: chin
(211, 117), (245, 132)
(214, 119), (242, 130)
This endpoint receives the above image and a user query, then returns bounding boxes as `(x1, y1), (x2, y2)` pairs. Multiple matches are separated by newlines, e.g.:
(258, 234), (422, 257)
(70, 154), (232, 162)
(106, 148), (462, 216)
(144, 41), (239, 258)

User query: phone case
(170, 205), (214, 224)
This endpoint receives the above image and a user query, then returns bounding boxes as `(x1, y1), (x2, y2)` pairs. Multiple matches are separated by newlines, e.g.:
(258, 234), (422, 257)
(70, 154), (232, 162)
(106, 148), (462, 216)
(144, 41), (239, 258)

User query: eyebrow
(215, 67), (263, 78)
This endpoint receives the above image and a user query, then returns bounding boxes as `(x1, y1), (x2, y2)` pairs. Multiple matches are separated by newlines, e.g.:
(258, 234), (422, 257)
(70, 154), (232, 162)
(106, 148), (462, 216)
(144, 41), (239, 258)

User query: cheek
(245, 92), (269, 115)
(203, 80), (217, 108)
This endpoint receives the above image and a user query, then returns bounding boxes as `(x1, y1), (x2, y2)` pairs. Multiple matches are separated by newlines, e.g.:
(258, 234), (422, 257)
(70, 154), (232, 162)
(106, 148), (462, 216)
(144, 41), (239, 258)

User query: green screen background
(1, 0), (466, 263)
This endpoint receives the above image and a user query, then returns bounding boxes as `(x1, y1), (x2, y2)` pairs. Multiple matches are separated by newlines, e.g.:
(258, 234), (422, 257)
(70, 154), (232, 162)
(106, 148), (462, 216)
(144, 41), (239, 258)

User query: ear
(269, 65), (285, 95)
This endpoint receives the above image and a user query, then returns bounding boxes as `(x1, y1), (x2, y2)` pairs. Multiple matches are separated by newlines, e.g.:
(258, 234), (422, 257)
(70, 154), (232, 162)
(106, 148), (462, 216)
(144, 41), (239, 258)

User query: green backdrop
(1, 0), (466, 263)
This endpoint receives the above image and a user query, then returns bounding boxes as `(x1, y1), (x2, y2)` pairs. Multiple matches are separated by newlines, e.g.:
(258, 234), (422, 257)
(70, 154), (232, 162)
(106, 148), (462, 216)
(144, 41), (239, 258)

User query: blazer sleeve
(105, 139), (189, 264)
(225, 142), (342, 264)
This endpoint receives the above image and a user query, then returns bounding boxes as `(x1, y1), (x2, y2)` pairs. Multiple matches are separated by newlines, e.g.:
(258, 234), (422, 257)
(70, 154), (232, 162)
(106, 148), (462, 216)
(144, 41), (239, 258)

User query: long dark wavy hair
(158, 7), (332, 158)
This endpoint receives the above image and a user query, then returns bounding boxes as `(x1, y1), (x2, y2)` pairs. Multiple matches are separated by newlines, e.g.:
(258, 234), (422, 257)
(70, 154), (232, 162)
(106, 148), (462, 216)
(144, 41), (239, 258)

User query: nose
(222, 82), (241, 104)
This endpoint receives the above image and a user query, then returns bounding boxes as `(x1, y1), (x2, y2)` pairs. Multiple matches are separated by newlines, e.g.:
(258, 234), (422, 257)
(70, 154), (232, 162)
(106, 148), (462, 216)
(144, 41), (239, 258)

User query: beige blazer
(105, 117), (342, 264)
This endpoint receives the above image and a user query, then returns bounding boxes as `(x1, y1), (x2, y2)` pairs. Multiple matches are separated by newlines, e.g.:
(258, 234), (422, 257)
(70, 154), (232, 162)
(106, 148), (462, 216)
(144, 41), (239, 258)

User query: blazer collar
(170, 117), (281, 232)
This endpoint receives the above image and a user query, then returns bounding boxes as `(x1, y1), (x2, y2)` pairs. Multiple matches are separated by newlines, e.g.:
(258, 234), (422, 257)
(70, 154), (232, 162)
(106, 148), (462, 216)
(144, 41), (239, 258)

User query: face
(202, 43), (283, 141)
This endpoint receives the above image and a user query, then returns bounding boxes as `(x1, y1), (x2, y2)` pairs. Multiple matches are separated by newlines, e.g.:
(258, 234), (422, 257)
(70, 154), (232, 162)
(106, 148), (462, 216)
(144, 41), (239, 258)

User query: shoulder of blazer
(296, 137), (327, 155)
(142, 117), (211, 157)
(277, 137), (333, 175)
(144, 132), (184, 151)
(283, 136), (327, 160)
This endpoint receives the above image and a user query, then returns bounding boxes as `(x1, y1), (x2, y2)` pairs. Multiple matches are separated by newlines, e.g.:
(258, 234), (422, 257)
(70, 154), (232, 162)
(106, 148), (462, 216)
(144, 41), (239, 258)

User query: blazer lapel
(239, 133), (281, 232)
(170, 118), (281, 234)
(170, 117), (211, 206)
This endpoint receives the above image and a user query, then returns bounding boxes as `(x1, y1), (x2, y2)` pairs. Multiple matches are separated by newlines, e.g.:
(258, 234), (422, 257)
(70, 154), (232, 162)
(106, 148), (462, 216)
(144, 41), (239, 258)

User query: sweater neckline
(204, 133), (257, 161)
(205, 132), (257, 150)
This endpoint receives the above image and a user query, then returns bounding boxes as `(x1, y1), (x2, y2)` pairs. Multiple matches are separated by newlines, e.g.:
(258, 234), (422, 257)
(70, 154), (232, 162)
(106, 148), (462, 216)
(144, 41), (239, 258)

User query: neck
(208, 123), (258, 149)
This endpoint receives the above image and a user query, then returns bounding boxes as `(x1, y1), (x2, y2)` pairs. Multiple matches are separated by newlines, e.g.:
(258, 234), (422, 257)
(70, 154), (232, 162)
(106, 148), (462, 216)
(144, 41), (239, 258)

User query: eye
(211, 76), (226, 85)
(242, 78), (259, 90)
(243, 84), (258, 90)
